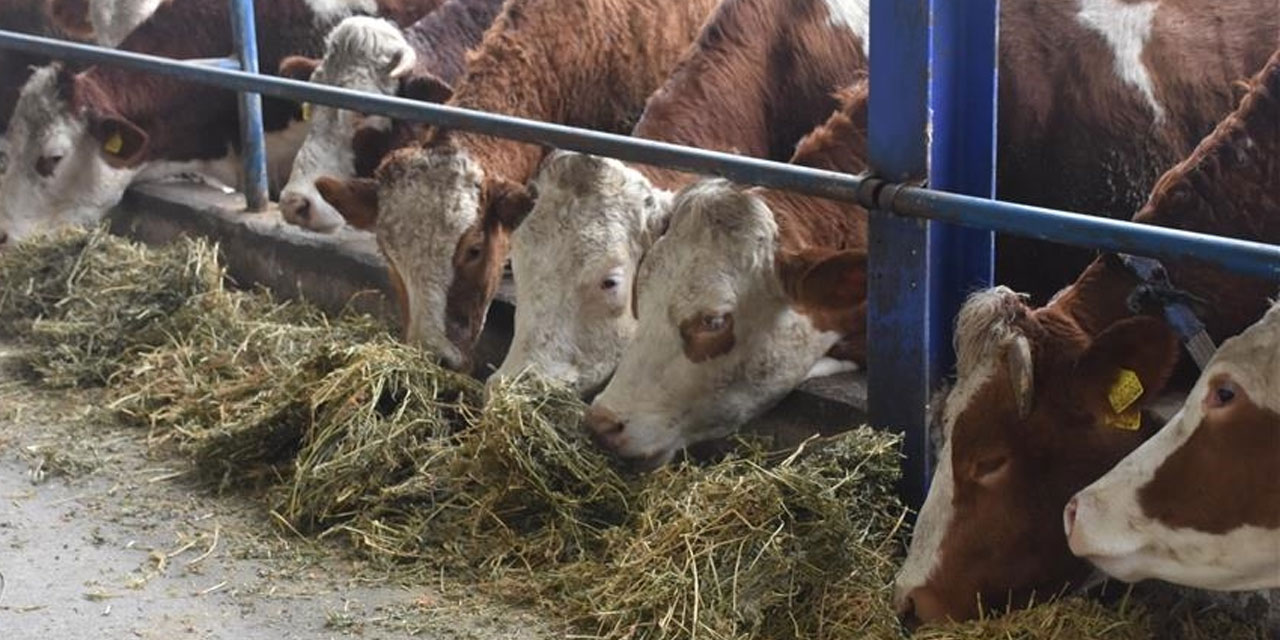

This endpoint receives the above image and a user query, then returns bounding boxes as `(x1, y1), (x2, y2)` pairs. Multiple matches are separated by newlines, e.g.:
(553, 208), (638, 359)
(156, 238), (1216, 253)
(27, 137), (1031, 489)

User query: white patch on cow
(588, 179), (847, 462)
(304, 0), (379, 25)
(374, 147), (482, 370)
(491, 152), (673, 396)
(281, 16), (410, 231)
(92, 0), (166, 46)
(1068, 303), (1280, 590)
(823, 0), (870, 58)
(894, 286), (1029, 606)
(1076, 0), (1165, 122)
(804, 356), (858, 379)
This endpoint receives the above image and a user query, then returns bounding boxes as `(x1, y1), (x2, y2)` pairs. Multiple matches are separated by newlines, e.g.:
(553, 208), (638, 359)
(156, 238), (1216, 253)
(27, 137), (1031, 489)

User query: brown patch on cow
(777, 247), (868, 353)
(679, 312), (736, 363)
(440, 181), (521, 361)
(629, 0), (868, 189)
(377, 0), (449, 27)
(315, 176), (379, 229)
(1138, 375), (1280, 533)
(47, 0), (93, 39)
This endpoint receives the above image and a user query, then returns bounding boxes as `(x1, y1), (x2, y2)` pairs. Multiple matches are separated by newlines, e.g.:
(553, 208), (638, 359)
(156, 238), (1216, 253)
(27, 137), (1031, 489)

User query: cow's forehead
(10, 67), (74, 140)
(377, 147), (481, 236)
(520, 154), (654, 249)
(314, 17), (406, 86)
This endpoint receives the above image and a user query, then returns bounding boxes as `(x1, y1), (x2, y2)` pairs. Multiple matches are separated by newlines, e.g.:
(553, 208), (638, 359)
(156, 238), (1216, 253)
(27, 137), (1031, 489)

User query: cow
(487, 0), (870, 397)
(582, 81), (869, 466)
(573, 0), (1278, 466)
(313, 0), (722, 372)
(277, 0), (505, 232)
(0, 0), (441, 248)
(47, 0), (167, 46)
(1065, 300), (1280, 592)
(46, 0), (443, 46)
(894, 46), (1280, 627)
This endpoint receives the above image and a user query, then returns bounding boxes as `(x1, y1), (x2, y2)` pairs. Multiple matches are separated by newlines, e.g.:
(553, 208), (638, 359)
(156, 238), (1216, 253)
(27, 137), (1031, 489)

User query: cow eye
(971, 453), (1010, 488)
(465, 243), (483, 261)
(35, 154), (63, 178)
(601, 276), (620, 291)
(1208, 382), (1238, 409)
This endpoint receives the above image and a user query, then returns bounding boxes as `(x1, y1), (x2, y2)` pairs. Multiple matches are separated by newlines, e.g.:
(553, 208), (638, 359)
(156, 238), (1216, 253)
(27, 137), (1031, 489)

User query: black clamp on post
(1118, 253), (1217, 370)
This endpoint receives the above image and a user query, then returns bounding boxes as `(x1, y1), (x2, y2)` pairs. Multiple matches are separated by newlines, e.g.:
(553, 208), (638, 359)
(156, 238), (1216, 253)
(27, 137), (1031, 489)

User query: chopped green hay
(0, 227), (1271, 640)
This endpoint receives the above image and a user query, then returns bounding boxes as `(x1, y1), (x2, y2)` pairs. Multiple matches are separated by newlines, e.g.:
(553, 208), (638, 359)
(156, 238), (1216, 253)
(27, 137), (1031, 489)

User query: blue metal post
(930, 0), (999, 382)
(229, 0), (268, 212)
(867, 0), (933, 508)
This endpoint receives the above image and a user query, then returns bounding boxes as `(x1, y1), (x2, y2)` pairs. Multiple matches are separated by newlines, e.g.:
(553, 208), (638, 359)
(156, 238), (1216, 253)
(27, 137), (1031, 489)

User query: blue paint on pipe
(187, 56), (241, 70)
(866, 0), (933, 509)
(229, 0), (268, 212)
(929, 0), (998, 380)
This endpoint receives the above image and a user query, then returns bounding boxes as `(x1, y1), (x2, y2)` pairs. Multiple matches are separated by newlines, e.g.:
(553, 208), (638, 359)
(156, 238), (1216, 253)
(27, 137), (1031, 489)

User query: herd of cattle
(0, 0), (1276, 630)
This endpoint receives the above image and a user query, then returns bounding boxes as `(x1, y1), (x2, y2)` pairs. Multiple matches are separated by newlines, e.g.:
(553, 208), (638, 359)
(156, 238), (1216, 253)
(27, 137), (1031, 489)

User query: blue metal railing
(0, 2), (1277, 505)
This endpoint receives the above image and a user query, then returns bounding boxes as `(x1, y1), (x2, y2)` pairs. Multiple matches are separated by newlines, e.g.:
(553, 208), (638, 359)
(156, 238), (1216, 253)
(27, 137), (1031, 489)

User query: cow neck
(402, 0), (506, 87)
(1044, 258), (1145, 341)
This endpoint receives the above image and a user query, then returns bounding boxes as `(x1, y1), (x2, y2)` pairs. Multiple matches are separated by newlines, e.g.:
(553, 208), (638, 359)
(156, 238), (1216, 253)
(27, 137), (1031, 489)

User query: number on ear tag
(1108, 368), (1144, 414)
(103, 132), (124, 155)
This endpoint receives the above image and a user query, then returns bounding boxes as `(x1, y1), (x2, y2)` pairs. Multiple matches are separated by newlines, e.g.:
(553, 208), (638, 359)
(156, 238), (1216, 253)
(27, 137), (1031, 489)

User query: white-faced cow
(0, 0), (441, 248)
(489, 0), (870, 397)
(1, 1), (69, 142)
(1065, 300), (1280, 592)
(895, 46), (1280, 626)
(577, 0), (1278, 467)
(583, 82), (870, 466)
(278, 0), (505, 232)
(314, 0), (722, 372)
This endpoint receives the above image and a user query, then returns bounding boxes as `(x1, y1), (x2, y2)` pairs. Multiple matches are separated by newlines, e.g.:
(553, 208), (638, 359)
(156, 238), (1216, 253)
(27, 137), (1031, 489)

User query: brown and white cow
(0, 0), (439, 248)
(278, 0), (504, 232)
(1065, 300), (1280, 592)
(489, 0), (870, 396)
(583, 82), (870, 465)
(895, 46), (1280, 626)
(314, 0), (721, 371)
(576, 0), (1278, 468)
(48, 0), (167, 46)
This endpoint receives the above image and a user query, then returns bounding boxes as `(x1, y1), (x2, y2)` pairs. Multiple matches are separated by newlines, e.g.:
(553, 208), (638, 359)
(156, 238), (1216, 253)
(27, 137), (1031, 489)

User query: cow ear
(278, 56), (320, 81)
(1074, 315), (1180, 428)
(88, 114), (148, 168)
(398, 71), (453, 104)
(488, 178), (535, 230)
(778, 248), (868, 313)
(49, 0), (96, 40)
(315, 176), (379, 229)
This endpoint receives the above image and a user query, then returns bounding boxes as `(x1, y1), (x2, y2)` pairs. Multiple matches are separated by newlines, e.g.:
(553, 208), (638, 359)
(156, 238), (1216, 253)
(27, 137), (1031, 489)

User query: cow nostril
(1064, 495), (1080, 539)
(896, 594), (921, 631)
(583, 405), (625, 439)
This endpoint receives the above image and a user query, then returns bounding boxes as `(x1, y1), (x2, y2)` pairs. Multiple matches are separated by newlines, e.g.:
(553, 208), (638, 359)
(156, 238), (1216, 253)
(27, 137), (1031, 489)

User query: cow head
(0, 65), (148, 249)
(316, 142), (533, 371)
(583, 179), (865, 467)
(893, 286), (1182, 626)
(1066, 301), (1280, 591)
(278, 16), (452, 233)
(489, 152), (672, 396)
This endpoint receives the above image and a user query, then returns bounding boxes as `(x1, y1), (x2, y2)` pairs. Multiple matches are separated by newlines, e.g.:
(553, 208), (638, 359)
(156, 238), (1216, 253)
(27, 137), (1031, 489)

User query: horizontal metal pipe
(1, 30), (1278, 280)
(187, 56), (241, 70)
(883, 183), (1280, 280)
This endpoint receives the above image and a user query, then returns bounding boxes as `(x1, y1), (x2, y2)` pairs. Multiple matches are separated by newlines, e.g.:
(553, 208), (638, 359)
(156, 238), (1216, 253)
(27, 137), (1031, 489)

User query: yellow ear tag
(103, 132), (124, 155)
(1108, 368), (1144, 414)
(1106, 409), (1142, 431)
(301, 102), (311, 122)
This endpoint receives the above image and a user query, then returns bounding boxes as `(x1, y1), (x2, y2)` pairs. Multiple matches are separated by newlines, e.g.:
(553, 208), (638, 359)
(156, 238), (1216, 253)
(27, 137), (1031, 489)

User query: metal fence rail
(1, 2), (1277, 506)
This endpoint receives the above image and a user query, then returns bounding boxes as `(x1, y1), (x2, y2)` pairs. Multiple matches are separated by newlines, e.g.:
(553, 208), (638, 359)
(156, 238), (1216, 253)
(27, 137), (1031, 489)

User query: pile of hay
(0, 228), (1270, 640)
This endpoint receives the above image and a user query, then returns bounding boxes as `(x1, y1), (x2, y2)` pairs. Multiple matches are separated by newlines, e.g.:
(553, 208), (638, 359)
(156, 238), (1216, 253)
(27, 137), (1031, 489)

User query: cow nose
(1064, 495), (1080, 540)
(583, 405), (625, 449)
(896, 593), (922, 632)
(896, 587), (946, 629)
(279, 192), (312, 225)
